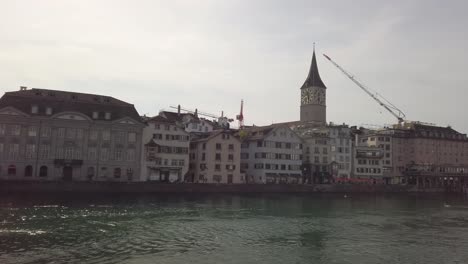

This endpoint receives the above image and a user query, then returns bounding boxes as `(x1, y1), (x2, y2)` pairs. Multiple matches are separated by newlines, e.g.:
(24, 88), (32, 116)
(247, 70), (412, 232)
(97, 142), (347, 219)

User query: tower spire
(301, 44), (326, 89)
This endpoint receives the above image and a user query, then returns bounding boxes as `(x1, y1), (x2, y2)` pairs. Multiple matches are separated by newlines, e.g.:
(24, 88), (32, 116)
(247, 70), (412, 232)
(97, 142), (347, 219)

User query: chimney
(177, 105), (181, 116)
(195, 108), (198, 117)
(20, 86), (27, 91)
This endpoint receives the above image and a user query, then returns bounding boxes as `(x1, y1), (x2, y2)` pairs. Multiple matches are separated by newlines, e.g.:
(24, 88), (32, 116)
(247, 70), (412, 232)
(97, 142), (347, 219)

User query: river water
(1, 193), (468, 264)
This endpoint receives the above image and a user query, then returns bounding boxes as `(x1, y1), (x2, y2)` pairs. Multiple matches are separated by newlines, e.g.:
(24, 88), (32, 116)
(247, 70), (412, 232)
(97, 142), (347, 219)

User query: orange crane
(323, 54), (406, 124)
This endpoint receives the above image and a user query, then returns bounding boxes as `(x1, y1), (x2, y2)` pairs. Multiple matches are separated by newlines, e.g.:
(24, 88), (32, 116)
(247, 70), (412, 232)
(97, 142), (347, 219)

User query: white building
(353, 132), (385, 182)
(328, 124), (353, 179)
(141, 115), (190, 182)
(240, 125), (303, 184)
(159, 111), (216, 134)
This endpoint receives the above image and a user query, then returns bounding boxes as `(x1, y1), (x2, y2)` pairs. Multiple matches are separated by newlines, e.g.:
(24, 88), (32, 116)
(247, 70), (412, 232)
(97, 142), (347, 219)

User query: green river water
(1, 193), (467, 264)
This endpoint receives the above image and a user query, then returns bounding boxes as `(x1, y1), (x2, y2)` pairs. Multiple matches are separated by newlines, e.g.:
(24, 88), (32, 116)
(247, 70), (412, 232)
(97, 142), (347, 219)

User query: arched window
(25, 165), (33, 177)
(87, 167), (95, 180)
(114, 168), (121, 178)
(39, 166), (48, 177)
(8, 165), (16, 176)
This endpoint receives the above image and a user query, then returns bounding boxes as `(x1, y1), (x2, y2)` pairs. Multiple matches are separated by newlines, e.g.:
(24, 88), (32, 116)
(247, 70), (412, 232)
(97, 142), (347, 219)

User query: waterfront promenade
(0, 181), (430, 194)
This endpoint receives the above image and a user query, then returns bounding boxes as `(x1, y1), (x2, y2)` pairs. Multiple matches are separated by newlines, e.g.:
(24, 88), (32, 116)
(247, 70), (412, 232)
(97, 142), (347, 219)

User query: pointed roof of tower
(301, 47), (327, 89)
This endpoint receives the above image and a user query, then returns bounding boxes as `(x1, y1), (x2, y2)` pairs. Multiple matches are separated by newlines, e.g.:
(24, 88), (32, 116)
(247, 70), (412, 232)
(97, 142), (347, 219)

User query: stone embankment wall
(0, 181), (421, 194)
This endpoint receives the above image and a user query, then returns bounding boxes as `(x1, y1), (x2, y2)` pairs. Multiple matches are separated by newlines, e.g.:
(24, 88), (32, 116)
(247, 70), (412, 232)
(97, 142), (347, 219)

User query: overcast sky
(1, 0), (467, 131)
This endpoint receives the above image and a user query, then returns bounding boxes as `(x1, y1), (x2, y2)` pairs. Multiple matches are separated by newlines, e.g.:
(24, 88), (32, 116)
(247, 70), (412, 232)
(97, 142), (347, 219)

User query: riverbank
(0, 181), (441, 194)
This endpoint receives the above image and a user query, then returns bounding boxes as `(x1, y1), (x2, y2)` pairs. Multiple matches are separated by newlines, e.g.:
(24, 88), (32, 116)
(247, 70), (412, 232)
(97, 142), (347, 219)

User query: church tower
(300, 48), (327, 124)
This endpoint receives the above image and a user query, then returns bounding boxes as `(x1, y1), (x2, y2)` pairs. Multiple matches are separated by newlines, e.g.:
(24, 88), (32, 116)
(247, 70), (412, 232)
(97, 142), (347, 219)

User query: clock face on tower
(301, 87), (325, 105)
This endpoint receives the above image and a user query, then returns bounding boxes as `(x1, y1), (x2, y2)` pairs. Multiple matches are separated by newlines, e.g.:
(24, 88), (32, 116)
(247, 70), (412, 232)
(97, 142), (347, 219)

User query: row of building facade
(2, 50), (467, 186)
(1, 86), (467, 185)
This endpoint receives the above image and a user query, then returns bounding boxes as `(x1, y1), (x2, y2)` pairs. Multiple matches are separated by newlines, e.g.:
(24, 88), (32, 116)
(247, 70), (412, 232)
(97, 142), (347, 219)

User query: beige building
(188, 130), (243, 184)
(0, 87), (144, 182)
(141, 115), (190, 182)
(390, 122), (468, 184)
(355, 122), (468, 185)
(240, 125), (303, 184)
(353, 145), (384, 182)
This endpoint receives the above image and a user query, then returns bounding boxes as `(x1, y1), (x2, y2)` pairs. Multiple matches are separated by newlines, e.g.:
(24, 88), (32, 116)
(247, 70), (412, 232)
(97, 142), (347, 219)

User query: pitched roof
(0, 88), (142, 122)
(301, 50), (326, 89)
(192, 129), (240, 143)
(147, 115), (175, 124)
(160, 111), (199, 123)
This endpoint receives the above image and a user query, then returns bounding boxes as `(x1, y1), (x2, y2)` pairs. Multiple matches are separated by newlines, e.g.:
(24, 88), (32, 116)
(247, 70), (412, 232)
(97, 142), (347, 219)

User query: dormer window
(92, 112), (99, 119)
(31, 105), (38, 114)
(46, 107), (53, 115)
(105, 112), (111, 120)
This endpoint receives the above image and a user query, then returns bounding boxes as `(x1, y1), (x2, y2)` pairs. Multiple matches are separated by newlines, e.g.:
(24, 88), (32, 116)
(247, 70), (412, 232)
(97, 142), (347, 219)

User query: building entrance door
(227, 174), (233, 184)
(63, 166), (73, 181)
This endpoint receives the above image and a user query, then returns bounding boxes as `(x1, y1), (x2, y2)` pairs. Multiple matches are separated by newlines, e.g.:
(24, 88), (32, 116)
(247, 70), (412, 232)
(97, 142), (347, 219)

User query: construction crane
(323, 54), (406, 124)
(236, 99), (244, 129)
(170, 105), (234, 127)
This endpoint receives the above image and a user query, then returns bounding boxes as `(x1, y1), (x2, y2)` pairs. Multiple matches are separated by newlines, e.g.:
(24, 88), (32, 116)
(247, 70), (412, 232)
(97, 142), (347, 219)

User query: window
(228, 144), (234, 150)
(105, 112), (111, 120)
(24, 165), (33, 177)
(102, 130), (111, 141)
(41, 127), (51, 137)
(213, 175), (222, 183)
(114, 132), (125, 143)
(101, 167), (109, 178)
(31, 105), (38, 114)
(178, 160), (185, 166)
(9, 144), (19, 159)
(64, 147), (74, 159)
(25, 144), (36, 159)
(171, 159), (178, 166)
(114, 168), (121, 178)
(76, 129), (83, 139)
(92, 112), (99, 119)
(66, 128), (76, 139)
(10, 125), (21, 136)
(28, 127), (37, 137)
(39, 166), (48, 177)
(88, 148), (97, 160)
(254, 163), (264, 169)
(215, 153), (221, 161)
(88, 130), (97, 140)
(115, 149), (123, 161)
(202, 153), (206, 161)
(0, 143), (3, 155)
(8, 165), (16, 176)
(46, 107), (53, 115)
(100, 148), (109, 161)
(228, 154), (234, 161)
(202, 143), (206, 150)
(126, 149), (135, 161)
(128, 132), (136, 143)
(57, 128), (65, 138)
(215, 164), (221, 171)
(0, 124), (6, 135)
(216, 143), (222, 150)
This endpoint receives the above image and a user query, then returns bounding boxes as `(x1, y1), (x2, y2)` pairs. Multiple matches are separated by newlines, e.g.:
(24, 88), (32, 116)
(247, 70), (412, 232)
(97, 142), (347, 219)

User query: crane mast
(236, 99), (244, 129)
(323, 54), (406, 124)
